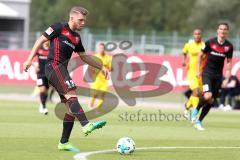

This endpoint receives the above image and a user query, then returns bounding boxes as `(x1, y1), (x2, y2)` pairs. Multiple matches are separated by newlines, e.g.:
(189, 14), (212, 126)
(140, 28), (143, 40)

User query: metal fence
(1, 29), (239, 56)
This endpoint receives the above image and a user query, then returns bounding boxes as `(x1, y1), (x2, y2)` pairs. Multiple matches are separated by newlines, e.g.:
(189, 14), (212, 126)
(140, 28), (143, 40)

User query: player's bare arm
(226, 58), (232, 73)
(78, 52), (108, 77)
(222, 58), (232, 88)
(24, 35), (48, 72)
(197, 50), (204, 78)
(182, 52), (188, 67)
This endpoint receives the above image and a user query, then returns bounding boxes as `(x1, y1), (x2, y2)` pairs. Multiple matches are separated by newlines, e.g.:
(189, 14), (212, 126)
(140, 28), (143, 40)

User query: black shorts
(45, 63), (76, 102)
(202, 73), (222, 98)
(36, 76), (49, 88)
(38, 60), (46, 76)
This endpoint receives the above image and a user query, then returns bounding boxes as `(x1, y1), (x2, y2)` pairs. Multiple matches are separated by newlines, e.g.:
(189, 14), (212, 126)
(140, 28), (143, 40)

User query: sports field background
(1, 85), (240, 160)
(1, 1), (240, 160)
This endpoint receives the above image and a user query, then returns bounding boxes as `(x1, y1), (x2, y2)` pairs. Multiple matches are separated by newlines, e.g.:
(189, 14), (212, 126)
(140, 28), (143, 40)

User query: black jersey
(36, 46), (48, 76)
(43, 22), (85, 67)
(202, 37), (233, 76)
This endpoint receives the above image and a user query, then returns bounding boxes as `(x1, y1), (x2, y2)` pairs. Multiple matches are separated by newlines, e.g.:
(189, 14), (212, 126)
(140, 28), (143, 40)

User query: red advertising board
(0, 49), (239, 92)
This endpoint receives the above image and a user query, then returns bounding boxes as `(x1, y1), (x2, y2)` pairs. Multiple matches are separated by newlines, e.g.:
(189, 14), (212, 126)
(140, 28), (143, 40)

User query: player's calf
(66, 97), (89, 126)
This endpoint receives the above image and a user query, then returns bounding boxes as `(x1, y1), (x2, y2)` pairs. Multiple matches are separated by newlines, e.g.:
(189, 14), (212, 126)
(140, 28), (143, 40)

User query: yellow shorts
(187, 73), (202, 92)
(91, 82), (108, 92)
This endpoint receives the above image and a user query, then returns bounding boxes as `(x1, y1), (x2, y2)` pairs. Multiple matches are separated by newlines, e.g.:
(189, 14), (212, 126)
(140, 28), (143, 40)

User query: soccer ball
(116, 137), (135, 154)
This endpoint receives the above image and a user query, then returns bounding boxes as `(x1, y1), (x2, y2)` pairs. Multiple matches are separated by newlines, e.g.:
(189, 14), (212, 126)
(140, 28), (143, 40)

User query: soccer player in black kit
(191, 22), (233, 130)
(24, 6), (108, 152)
(35, 41), (50, 115)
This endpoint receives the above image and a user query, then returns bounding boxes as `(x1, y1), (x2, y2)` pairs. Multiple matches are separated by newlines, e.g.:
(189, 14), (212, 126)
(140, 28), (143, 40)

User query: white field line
(74, 146), (240, 160)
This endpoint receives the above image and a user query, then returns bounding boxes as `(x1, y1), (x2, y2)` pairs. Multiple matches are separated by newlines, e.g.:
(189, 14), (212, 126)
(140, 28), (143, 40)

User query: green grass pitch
(0, 100), (240, 160)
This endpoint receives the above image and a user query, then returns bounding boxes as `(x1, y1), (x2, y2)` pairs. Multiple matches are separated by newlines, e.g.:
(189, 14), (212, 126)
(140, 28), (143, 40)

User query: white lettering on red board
(0, 55), (36, 81)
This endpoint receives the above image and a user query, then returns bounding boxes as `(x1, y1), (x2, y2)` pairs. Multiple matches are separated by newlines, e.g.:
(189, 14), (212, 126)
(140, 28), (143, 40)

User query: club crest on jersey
(45, 27), (54, 35)
(224, 46), (230, 52)
(75, 37), (80, 44)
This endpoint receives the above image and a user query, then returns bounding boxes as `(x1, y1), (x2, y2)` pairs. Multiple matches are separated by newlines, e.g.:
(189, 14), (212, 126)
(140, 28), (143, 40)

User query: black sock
(67, 97), (89, 126)
(60, 113), (75, 144)
(40, 92), (48, 108)
(197, 97), (205, 110)
(198, 103), (212, 122)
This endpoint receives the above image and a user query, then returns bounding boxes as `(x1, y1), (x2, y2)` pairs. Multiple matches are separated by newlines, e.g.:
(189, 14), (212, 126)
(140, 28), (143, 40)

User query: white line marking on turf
(73, 146), (240, 160)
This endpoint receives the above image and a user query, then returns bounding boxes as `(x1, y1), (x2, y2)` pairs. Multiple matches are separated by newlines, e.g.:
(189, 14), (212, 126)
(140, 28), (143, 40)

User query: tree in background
(188, 0), (240, 35)
(30, 0), (240, 34)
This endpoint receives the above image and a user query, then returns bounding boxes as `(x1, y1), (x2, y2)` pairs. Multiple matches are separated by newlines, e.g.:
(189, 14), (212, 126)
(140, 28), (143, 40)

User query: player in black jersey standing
(24, 6), (108, 152)
(191, 22), (233, 130)
(35, 41), (50, 115)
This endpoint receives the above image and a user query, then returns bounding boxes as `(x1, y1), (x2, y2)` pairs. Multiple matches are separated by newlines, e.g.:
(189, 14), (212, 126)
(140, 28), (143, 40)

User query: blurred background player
(47, 86), (55, 103)
(35, 41), (50, 115)
(24, 6), (108, 152)
(89, 43), (112, 114)
(182, 29), (205, 119)
(219, 70), (240, 111)
(192, 22), (233, 130)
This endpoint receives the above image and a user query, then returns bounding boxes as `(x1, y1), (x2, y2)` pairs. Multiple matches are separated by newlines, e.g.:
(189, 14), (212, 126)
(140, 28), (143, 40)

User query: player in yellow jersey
(89, 43), (112, 114)
(182, 29), (205, 120)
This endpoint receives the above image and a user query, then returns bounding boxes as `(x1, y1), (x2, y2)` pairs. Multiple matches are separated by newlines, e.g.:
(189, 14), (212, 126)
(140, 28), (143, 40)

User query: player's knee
(203, 92), (212, 102)
(66, 97), (82, 114)
(39, 86), (47, 93)
(43, 89), (48, 95)
(192, 89), (199, 97)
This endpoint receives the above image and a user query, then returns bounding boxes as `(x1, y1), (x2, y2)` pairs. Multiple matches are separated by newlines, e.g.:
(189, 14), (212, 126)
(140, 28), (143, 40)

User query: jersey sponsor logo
(210, 51), (225, 57)
(63, 40), (75, 50)
(45, 27), (54, 35)
(191, 52), (198, 56)
(39, 55), (47, 59)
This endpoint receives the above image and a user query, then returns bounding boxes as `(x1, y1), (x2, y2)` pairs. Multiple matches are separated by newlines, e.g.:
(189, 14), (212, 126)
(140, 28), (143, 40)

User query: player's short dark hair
(99, 43), (105, 46)
(99, 43), (105, 48)
(70, 6), (89, 16)
(218, 22), (229, 30)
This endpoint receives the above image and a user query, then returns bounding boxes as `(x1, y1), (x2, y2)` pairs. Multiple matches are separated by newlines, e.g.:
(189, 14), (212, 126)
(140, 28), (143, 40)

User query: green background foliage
(30, 0), (240, 33)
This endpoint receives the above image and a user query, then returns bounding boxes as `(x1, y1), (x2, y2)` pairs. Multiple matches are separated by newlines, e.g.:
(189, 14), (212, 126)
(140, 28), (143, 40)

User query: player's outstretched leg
(82, 120), (107, 136)
(66, 97), (107, 136)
